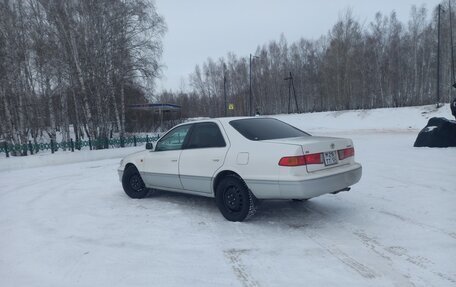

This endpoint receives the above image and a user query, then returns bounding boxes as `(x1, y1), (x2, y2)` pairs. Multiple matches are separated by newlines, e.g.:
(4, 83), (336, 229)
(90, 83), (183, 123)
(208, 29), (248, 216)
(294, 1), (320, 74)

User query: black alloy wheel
(223, 186), (244, 212)
(215, 175), (256, 222)
(122, 165), (148, 199)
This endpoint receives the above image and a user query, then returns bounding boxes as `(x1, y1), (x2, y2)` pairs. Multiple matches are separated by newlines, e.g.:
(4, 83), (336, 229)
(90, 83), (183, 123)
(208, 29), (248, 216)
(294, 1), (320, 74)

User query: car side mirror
(145, 143), (154, 150)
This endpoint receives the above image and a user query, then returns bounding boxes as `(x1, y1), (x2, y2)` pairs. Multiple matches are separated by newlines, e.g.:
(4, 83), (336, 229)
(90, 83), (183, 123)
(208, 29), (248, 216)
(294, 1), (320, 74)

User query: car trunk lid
(264, 136), (354, 172)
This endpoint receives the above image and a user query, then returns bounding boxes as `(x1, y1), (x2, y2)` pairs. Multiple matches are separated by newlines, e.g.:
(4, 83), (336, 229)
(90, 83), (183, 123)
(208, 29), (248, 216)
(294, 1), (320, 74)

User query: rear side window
(229, 118), (309, 141)
(186, 122), (226, 149)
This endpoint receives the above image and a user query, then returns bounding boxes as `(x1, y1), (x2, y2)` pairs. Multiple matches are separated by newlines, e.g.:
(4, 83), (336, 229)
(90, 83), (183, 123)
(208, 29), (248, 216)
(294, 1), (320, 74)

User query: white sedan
(118, 117), (362, 221)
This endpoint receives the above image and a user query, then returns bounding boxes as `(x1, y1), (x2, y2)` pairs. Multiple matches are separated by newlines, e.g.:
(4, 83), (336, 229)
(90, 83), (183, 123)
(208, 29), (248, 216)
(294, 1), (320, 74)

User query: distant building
(127, 103), (182, 131)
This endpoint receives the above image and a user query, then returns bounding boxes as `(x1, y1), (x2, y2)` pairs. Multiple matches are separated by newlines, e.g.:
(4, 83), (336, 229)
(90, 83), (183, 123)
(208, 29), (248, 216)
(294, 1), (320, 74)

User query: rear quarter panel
(219, 121), (303, 199)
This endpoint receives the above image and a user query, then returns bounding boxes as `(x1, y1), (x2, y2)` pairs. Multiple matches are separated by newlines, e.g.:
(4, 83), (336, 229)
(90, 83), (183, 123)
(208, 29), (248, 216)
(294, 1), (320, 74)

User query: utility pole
(249, 54), (259, 116)
(223, 63), (227, 117)
(284, 72), (299, 114)
(437, 4), (442, 107)
(249, 54), (252, 116)
(287, 74), (292, 113)
(450, 0), (456, 87)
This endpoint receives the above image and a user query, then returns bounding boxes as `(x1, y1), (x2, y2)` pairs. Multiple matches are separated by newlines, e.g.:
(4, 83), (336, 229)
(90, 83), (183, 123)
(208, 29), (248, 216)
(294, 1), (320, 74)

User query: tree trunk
(120, 81), (126, 147)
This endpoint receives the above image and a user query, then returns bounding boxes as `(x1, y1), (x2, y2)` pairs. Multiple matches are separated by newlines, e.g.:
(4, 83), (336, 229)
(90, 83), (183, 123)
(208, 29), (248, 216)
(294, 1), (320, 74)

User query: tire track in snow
(194, 215), (262, 287)
(168, 206), (261, 287)
(223, 248), (260, 287)
(304, 230), (378, 279)
(354, 230), (456, 285)
(301, 200), (456, 285)
(378, 210), (456, 240)
(296, 204), (417, 286)
(305, 202), (454, 285)
(282, 205), (382, 281)
(319, 204), (455, 285)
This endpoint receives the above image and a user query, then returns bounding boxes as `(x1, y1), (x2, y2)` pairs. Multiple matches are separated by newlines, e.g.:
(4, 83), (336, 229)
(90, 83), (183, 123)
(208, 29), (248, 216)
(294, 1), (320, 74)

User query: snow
(274, 103), (452, 133)
(0, 146), (144, 172)
(1, 104), (455, 287)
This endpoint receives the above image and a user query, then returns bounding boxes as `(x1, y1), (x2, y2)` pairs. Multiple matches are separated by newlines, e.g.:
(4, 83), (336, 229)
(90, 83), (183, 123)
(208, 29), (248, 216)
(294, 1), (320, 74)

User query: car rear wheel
(122, 165), (148, 199)
(215, 175), (256, 222)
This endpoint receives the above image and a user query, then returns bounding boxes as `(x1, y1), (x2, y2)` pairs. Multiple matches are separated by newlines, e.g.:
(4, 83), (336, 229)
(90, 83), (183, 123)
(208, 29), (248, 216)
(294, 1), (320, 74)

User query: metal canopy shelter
(127, 103), (181, 112)
(127, 103), (181, 130)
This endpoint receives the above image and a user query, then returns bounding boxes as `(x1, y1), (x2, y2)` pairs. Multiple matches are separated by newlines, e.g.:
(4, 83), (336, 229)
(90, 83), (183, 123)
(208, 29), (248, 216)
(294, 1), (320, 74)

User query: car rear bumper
(279, 164), (362, 199)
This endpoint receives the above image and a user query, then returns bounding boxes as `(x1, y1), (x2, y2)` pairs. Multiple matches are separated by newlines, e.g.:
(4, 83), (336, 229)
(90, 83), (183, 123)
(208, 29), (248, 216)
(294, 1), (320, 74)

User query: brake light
(278, 153), (323, 166)
(278, 156), (306, 166)
(338, 147), (355, 160)
(304, 153), (324, 165)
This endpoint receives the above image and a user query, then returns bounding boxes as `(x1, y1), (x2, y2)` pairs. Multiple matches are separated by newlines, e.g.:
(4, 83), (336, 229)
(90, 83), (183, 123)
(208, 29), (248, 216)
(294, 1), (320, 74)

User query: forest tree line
(2, 1), (456, 152)
(158, 2), (456, 119)
(0, 0), (165, 150)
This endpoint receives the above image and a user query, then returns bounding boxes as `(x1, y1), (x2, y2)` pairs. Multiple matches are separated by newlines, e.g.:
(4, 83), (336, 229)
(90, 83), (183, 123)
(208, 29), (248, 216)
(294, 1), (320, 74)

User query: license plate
(323, 151), (338, 166)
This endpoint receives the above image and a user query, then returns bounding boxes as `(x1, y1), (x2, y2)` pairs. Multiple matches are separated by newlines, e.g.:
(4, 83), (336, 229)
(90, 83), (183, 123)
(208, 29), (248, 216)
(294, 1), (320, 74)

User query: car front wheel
(215, 175), (256, 222)
(122, 165), (148, 199)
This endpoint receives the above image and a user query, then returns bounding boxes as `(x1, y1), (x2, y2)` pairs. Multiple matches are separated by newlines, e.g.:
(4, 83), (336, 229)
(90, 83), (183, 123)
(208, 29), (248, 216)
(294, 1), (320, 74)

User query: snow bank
(274, 104), (453, 133)
(0, 146), (143, 172)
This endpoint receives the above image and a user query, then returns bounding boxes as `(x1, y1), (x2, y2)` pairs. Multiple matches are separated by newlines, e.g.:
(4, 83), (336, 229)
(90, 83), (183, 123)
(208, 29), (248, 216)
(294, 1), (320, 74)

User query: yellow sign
(228, 103), (234, 110)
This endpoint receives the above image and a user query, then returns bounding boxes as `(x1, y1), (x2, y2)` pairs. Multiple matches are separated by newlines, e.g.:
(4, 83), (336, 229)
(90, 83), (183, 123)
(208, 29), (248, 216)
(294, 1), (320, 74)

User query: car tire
(122, 165), (148, 199)
(215, 175), (256, 222)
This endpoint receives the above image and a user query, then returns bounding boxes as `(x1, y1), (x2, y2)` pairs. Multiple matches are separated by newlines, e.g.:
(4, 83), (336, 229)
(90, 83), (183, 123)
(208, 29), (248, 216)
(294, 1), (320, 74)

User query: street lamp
(249, 53), (260, 116)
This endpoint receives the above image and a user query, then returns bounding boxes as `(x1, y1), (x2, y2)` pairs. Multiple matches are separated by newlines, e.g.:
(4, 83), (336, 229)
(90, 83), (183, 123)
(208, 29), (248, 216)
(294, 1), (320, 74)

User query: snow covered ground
(0, 105), (455, 287)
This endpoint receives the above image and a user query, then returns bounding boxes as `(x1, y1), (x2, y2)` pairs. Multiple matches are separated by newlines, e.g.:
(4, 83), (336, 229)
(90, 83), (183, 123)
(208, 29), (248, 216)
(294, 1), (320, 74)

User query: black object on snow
(414, 117), (456, 147)
(451, 98), (456, 119)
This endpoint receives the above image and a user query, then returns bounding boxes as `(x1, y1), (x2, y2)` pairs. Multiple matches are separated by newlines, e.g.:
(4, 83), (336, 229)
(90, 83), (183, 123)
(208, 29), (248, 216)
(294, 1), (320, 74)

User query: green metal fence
(0, 134), (160, 158)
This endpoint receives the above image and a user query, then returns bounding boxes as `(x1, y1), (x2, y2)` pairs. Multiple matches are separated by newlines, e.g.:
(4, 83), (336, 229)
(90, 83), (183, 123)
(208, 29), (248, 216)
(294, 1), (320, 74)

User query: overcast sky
(155, 0), (442, 91)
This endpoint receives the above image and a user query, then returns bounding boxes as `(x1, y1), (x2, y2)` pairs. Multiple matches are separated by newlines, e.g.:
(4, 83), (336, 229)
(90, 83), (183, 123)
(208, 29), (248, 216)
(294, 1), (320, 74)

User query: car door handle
(212, 159), (220, 162)
(171, 159), (178, 162)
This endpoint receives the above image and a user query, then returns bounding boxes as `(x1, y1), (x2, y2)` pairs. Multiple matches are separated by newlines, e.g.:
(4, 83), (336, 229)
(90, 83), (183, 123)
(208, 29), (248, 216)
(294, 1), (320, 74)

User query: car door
(142, 124), (192, 190)
(179, 122), (229, 194)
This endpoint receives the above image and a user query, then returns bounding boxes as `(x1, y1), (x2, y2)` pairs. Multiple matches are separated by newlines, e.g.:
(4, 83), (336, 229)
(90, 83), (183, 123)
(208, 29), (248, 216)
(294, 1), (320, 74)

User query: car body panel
(279, 163), (362, 199)
(178, 120), (230, 194)
(265, 136), (354, 172)
(179, 147), (228, 194)
(142, 150), (183, 190)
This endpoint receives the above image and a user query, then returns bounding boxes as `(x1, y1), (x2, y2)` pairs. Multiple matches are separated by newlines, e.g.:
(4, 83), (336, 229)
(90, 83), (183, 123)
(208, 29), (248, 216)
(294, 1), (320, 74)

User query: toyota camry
(118, 117), (362, 222)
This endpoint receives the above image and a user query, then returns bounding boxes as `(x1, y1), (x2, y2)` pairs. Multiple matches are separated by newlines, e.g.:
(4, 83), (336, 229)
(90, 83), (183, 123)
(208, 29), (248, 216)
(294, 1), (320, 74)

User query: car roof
(158, 116), (283, 142)
(183, 116), (272, 126)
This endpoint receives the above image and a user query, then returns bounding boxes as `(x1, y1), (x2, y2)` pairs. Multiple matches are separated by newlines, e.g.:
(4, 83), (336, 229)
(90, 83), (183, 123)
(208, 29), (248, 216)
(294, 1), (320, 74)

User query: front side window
(186, 122), (226, 149)
(229, 118), (309, 141)
(155, 124), (191, 151)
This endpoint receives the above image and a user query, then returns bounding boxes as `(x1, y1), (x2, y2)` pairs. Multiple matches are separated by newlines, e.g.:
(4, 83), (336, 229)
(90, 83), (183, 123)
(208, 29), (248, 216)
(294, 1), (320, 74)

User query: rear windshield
(229, 118), (310, 141)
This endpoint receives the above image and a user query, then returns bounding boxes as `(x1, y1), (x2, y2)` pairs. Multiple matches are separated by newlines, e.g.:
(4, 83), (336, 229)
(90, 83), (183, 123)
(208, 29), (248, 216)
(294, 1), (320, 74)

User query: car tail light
(338, 147), (355, 160)
(278, 153), (323, 166)
(304, 153), (324, 165)
(279, 156), (306, 166)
